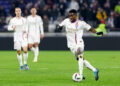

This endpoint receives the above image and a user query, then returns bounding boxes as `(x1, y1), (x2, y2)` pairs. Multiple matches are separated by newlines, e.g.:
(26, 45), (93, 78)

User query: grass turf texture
(0, 51), (120, 86)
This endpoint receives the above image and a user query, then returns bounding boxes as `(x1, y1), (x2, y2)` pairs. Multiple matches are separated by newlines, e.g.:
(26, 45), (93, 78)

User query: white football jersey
(27, 15), (44, 37)
(8, 17), (28, 42)
(59, 18), (91, 48)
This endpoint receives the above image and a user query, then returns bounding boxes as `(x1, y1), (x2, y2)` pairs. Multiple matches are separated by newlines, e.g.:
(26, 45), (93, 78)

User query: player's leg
(29, 43), (35, 52)
(28, 35), (35, 53)
(33, 34), (40, 62)
(22, 40), (29, 70)
(23, 46), (29, 70)
(14, 41), (23, 70)
(17, 50), (23, 70)
(70, 47), (85, 80)
(83, 58), (99, 81)
(83, 59), (96, 72)
(70, 47), (78, 60)
(83, 59), (99, 80)
(33, 42), (39, 62)
(76, 47), (84, 79)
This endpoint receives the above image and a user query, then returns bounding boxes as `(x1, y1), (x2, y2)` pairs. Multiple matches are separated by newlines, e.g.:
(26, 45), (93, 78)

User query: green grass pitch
(0, 51), (120, 86)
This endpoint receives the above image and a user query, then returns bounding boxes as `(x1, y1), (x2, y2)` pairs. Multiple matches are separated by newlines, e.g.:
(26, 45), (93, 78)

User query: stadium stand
(0, 0), (120, 32)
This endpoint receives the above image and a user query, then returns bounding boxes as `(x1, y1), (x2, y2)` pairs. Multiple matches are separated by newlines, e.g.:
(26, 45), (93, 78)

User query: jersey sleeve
(39, 16), (44, 35)
(82, 21), (91, 31)
(8, 19), (14, 31)
(59, 19), (67, 27)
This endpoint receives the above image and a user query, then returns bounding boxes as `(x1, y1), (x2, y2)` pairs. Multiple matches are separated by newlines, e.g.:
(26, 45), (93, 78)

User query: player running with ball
(8, 8), (29, 71)
(27, 8), (44, 62)
(58, 9), (103, 81)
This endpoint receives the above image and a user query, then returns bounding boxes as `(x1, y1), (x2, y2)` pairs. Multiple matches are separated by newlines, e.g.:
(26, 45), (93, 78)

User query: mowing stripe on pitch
(39, 68), (48, 70)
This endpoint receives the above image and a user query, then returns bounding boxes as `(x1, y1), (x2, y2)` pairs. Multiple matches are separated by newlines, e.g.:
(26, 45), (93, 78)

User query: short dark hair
(69, 9), (77, 14)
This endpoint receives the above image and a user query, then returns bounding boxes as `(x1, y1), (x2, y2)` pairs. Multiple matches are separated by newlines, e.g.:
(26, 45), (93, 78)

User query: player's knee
(77, 56), (85, 60)
(23, 47), (28, 53)
(29, 44), (33, 49)
(78, 55), (83, 58)
(29, 46), (32, 49)
(17, 50), (21, 55)
(77, 47), (82, 55)
(77, 48), (84, 58)
(23, 50), (27, 53)
(34, 43), (38, 47)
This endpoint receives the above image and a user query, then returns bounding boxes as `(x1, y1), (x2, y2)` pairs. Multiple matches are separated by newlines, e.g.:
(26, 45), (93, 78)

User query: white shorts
(14, 41), (28, 50)
(28, 35), (40, 44)
(70, 44), (84, 59)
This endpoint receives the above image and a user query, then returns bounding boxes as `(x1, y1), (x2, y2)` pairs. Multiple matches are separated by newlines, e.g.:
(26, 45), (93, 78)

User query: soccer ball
(72, 73), (82, 82)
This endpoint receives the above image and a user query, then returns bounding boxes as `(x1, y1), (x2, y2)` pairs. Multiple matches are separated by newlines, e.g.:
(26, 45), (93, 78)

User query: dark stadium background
(0, 0), (120, 50)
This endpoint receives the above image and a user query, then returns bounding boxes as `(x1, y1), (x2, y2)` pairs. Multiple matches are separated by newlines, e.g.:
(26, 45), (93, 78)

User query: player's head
(15, 7), (22, 17)
(68, 9), (77, 22)
(31, 8), (37, 16)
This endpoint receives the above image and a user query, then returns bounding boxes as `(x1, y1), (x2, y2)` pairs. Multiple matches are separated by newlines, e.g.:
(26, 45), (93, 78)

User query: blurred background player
(57, 9), (103, 81)
(27, 8), (44, 62)
(8, 7), (29, 71)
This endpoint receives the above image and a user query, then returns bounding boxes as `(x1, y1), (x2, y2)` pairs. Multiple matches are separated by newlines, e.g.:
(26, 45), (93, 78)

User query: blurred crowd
(0, 0), (120, 32)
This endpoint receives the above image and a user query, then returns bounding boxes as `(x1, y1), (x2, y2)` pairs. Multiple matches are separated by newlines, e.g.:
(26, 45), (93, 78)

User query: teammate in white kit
(8, 8), (29, 71)
(58, 9), (103, 81)
(27, 8), (44, 62)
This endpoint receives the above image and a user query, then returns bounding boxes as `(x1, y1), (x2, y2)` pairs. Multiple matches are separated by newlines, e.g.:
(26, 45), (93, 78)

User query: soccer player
(57, 9), (103, 81)
(8, 7), (29, 71)
(27, 8), (44, 62)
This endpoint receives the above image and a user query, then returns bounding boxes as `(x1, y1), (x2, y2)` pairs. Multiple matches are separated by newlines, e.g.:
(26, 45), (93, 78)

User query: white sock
(31, 47), (35, 53)
(84, 60), (96, 72)
(34, 47), (39, 60)
(23, 53), (28, 64)
(78, 54), (84, 77)
(17, 54), (23, 66)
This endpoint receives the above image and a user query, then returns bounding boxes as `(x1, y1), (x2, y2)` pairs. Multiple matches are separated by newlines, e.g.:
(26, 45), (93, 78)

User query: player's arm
(39, 17), (44, 39)
(89, 27), (103, 35)
(56, 19), (66, 31)
(8, 19), (16, 31)
(56, 25), (64, 31)
(83, 21), (103, 36)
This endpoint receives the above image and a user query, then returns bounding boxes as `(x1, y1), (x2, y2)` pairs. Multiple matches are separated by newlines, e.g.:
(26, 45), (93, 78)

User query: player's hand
(56, 25), (63, 32)
(96, 32), (103, 36)
(40, 35), (44, 39)
(13, 26), (16, 30)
